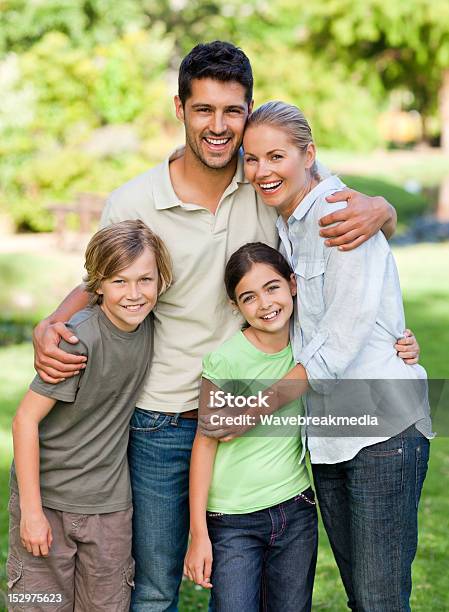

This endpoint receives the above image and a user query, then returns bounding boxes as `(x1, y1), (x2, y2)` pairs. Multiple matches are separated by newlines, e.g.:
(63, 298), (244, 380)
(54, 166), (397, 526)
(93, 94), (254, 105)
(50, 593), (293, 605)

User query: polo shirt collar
(153, 146), (248, 211)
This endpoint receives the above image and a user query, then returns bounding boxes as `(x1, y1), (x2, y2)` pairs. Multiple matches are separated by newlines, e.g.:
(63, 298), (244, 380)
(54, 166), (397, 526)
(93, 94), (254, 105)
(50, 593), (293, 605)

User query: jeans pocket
(363, 437), (404, 457)
(364, 447), (403, 457)
(294, 487), (316, 506)
(129, 408), (168, 432)
(415, 439), (429, 509)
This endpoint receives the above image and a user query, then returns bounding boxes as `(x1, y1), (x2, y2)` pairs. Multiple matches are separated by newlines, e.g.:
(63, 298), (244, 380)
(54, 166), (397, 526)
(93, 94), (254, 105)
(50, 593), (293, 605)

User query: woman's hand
(395, 329), (420, 365)
(184, 534), (213, 589)
(320, 189), (395, 250)
(20, 509), (53, 557)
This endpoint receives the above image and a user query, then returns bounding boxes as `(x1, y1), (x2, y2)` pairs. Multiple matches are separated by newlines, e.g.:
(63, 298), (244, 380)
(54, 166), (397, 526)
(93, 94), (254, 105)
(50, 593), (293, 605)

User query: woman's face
(243, 124), (316, 220)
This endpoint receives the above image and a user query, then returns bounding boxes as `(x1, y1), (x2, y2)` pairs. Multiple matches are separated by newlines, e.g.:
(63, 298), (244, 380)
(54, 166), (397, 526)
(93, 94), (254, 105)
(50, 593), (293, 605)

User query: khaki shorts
(7, 491), (134, 612)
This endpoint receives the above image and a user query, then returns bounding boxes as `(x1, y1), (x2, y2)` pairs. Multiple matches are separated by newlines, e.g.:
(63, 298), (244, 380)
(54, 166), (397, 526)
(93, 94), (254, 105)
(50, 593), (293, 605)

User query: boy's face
(175, 78), (253, 170)
(96, 247), (158, 332)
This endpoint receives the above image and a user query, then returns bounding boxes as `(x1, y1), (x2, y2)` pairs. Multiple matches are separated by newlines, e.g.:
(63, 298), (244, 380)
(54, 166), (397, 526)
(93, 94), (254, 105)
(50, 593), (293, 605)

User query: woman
(241, 101), (433, 612)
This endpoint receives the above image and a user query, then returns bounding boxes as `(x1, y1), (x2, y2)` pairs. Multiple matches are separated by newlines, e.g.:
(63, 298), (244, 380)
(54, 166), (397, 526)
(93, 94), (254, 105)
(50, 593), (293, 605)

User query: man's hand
(20, 509), (53, 557)
(395, 329), (420, 365)
(33, 318), (87, 383)
(320, 189), (395, 251)
(184, 535), (213, 589)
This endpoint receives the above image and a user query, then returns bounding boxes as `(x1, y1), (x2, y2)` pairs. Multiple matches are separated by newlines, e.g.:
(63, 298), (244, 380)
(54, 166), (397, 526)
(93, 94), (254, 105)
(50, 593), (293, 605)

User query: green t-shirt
(203, 331), (310, 514)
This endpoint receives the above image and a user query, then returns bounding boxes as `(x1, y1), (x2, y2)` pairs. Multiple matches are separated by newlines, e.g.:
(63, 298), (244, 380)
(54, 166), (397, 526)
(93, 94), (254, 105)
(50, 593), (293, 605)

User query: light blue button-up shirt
(277, 175), (433, 464)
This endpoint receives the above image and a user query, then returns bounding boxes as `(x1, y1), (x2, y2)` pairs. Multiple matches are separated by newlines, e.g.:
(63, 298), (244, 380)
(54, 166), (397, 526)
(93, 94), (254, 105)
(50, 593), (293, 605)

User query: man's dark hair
(178, 41), (253, 105)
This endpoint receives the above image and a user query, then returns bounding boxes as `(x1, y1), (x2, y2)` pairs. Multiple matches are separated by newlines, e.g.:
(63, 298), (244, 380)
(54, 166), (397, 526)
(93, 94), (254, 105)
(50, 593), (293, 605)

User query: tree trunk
(439, 68), (449, 152)
(437, 175), (449, 222)
(437, 69), (449, 220)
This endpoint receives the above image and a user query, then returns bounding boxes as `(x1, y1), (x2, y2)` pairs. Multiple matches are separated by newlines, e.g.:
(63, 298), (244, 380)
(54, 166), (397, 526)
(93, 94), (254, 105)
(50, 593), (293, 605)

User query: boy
(7, 220), (172, 611)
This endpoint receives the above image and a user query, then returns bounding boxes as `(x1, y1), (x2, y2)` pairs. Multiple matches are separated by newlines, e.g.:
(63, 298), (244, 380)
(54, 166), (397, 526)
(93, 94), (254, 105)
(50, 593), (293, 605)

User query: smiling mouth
(121, 304), (147, 312)
(259, 180), (283, 194)
(261, 309), (281, 321)
(203, 137), (231, 149)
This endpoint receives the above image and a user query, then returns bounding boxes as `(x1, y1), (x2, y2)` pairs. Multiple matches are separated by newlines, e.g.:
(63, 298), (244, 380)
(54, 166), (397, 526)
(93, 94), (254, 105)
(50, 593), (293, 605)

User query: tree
(282, 0), (449, 149)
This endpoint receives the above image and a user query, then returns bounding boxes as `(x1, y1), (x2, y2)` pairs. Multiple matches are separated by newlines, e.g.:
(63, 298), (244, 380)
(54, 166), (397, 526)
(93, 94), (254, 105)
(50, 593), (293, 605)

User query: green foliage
(2, 0), (449, 232)
(289, 0), (449, 125)
(0, 0), (148, 53)
(249, 42), (382, 150)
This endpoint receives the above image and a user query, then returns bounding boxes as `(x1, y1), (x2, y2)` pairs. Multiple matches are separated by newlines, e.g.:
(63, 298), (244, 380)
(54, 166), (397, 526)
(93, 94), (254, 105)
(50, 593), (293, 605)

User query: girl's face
(96, 247), (159, 332)
(243, 125), (316, 220)
(233, 262), (296, 336)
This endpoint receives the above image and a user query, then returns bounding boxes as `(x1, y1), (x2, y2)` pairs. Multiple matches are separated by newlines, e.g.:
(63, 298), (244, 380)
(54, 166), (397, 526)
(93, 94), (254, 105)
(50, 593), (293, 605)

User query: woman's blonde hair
(84, 220), (173, 305)
(246, 100), (320, 181)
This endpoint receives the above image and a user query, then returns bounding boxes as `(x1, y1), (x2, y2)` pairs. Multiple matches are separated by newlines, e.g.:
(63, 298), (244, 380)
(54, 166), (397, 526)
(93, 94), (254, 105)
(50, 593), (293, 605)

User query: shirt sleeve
(296, 232), (390, 394)
(99, 195), (116, 229)
(202, 351), (234, 389)
(29, 337), (87, 403)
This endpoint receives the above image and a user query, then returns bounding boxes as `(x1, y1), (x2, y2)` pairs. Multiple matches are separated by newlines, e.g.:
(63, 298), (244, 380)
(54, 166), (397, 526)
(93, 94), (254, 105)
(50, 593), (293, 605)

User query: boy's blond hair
(84, 220), (173, 305)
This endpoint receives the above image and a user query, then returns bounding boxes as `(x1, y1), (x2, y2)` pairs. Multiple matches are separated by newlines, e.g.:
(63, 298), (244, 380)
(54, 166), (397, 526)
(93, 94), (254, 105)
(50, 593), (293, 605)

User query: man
(33, 42), (419, 611)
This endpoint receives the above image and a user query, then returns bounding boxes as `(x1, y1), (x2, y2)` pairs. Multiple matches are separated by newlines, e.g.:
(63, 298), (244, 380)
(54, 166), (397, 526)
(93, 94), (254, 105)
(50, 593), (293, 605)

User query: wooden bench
(48, 193), (105, 248)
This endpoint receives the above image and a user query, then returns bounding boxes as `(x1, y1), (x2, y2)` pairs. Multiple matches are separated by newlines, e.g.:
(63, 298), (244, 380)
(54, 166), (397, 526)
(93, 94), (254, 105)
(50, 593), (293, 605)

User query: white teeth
(123, 304), (144, 311)
(260, 181), (282, 190)
(262, 310), (279, 320)
(205, 138), (229, 145)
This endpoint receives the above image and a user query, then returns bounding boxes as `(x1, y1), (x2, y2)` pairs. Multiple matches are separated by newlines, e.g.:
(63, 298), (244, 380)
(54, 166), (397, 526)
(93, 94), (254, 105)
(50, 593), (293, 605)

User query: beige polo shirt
(100, 147), (278, 412)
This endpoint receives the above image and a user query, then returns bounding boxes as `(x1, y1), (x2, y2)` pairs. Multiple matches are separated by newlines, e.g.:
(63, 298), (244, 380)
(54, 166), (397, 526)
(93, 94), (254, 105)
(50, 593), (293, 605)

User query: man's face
(175, 78), (252, 170)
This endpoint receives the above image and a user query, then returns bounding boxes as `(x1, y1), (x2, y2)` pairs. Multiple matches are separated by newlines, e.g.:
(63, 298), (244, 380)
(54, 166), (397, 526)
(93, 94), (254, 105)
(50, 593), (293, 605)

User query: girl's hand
(183, 535), (213, 589)
(20, 510), (53, 557)
(395, 329), (420, 365)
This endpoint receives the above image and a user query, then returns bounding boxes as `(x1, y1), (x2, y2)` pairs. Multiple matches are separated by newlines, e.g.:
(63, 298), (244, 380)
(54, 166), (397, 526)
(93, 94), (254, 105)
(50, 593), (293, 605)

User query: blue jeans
(128, 408), (197, 612)
(312, 426), (430, 612)
(207, 489), (318, 612)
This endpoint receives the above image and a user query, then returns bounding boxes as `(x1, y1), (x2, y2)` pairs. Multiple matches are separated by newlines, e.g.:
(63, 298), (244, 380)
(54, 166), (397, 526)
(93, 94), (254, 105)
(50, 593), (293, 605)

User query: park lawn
(0, 242), (448, 610)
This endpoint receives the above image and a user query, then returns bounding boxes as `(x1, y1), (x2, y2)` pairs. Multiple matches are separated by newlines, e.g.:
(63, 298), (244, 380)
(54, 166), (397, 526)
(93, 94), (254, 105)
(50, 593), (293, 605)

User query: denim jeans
(128, 408), (197, 612)
(312, 426), (430, 612)
(207, 488), (318, 612)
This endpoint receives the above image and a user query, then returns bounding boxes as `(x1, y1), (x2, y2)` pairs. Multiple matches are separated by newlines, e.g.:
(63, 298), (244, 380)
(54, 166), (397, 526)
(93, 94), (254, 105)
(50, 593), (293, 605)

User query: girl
(7, 220), (172, 611)
(242, 102), (433, 611)
(184, 243), (317, 612)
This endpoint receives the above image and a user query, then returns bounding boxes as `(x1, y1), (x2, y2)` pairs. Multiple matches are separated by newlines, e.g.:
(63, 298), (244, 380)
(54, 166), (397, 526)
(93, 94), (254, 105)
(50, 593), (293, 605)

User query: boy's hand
(183, 535), (213, 589)
(395, 329), (420, 365)
(20, 510), (53, 557)
(320, 189), (392, 250)
(33, 318), (86, 383)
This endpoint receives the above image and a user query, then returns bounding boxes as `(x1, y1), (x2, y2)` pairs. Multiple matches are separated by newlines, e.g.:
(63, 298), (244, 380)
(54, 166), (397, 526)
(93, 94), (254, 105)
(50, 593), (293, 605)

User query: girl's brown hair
(224, 242), (293, 302)
(84, 220), (172, 305)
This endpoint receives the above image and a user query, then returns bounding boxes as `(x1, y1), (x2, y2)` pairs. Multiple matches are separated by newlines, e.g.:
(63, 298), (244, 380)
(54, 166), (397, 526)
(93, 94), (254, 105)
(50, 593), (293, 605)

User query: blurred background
(1, 1), (448, 609)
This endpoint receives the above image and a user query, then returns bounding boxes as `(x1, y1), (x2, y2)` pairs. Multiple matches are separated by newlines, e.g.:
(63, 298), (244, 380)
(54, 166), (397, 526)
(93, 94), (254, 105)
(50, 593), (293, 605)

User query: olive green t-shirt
(10, 305), (153, 514)
(203, 331), (310, 514)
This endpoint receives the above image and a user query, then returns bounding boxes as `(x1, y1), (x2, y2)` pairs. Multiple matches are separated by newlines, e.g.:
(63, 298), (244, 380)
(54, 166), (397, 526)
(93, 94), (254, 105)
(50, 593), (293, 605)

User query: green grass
(0, 243), (448, 610)
(341, 174), (429, 228)
(321, 149), (449, 188)
(0, 252), (83, 326)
